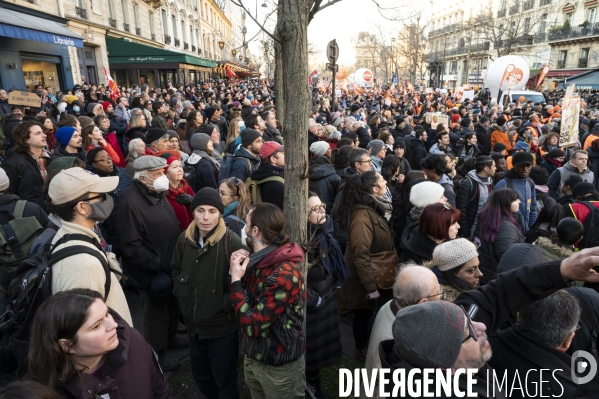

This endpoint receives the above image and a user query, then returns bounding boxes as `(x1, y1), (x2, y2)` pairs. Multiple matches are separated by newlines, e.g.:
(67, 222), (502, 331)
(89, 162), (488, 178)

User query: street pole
(465, 35), (472, 87)
(326, 39), (339, 112)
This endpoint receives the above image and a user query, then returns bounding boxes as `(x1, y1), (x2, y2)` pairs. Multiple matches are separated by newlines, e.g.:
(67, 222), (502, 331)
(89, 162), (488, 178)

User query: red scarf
(548, 158), (563, 168)
(167, 179), (191, 198)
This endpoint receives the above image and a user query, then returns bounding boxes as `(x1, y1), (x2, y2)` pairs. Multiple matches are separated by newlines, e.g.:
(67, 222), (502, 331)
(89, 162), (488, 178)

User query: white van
(497, 90), (546, 107)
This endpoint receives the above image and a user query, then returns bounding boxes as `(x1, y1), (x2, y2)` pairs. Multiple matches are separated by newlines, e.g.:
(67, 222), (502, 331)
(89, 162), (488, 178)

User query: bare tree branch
(231, 0), (281, 43)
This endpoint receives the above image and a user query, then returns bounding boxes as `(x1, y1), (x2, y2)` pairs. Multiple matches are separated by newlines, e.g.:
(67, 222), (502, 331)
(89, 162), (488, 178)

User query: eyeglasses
(309, 203), (326, 214)
(459, 305), (478, 343)
(421, 287), (444, 300)
(93, 157), (113, 164)
(358, 159), (373, 164)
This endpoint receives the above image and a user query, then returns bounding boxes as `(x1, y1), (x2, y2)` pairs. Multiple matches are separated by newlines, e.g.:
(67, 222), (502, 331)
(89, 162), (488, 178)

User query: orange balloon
(473, 85), (479, 91)
(335, 67), (348, 80)
(518, 96), (526, 102)
(462, 84), (470, 90)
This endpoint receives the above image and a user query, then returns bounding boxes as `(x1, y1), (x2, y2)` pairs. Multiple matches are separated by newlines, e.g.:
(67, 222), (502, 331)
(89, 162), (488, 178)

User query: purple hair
(476, 188), (521, 242)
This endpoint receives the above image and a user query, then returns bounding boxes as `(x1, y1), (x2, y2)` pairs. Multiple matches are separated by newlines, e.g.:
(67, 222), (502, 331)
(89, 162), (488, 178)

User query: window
(566, 12), (573, 25)
(450, 61), (458, 74)
(524, 17), (530, 32)
(558, 50), (567, 68)
(589, 8), (597, 24)
(120, 0), (128, 23)
(509, 21), (515, 36)
(539, 13), (547, 33)
(161, 10), (168, 35)
(579, 48), (590, 67)
(182, 20), (187, 43)
(75, 0), (83, 7)
(501, 0), (507, 9)
(133, 4), (139, 28)
(150, 12), (155, 36)
(172, 15), (177, 38)
(107, 0), (114, 19)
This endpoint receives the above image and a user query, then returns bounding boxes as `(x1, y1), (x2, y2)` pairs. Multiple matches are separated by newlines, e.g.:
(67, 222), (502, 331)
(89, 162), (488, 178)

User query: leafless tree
(394, 13), (429, 84)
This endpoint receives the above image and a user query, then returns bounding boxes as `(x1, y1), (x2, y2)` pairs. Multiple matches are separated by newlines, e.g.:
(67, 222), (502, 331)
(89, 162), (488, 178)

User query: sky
(243, 0), (411, 65)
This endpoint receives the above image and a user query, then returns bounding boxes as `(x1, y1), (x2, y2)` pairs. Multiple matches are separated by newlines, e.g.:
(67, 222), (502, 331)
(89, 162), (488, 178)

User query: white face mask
(145, 174), (169, 192)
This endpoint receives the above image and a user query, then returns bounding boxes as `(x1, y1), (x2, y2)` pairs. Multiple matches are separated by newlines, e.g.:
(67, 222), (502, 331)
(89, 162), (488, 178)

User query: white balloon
(485, 55), (530, 100)
(354, 68), (374, 87)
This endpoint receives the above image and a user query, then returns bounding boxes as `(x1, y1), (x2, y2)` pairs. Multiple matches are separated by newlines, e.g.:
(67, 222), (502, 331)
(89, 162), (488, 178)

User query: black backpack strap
(53, 233), (104, 253)
(2, 222), (23, 258)
(49, 244), (113, 301)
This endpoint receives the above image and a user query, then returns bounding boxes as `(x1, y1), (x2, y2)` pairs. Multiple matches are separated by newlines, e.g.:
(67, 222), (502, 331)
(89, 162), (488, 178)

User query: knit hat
(572, 182), (599, 198)
(546, 149), (565, 159)
(393, 301), (466, 369)
(409, 181), (445, 208)
(460, 118), (471, 127)
(190, 133), (211, 152)
(190, 187), (224, 213)
(492, 142), (507, 152)
(593, 123), (599, 134)
(433, 239), (479, 271)
(47, 157), (78, 175)
(55, 126), (77, 148)
(101, 101), (112, 112)
(243, 99), (251, 106)
(514, 141), (529, 151)
(310, 141), (329, 157)
(154, 150), (181, 171)
(260, 141), (284, 160)
(145, 128), (167, 145)
(496, 116), (507, 127)
(512, 151), (534, 166)
(241, 128), (262, 147)
(451, 114), (460, 123)
(133, 155), (167, 172)
(0, 168), (9, 192)
(204, 107), (217, 120)
(367, 140), (385, 156)
(393, 139), (406, 150)
(351, 104), (360, 113)
(332, 117), (343, 128)
(166, 130), (179, 140)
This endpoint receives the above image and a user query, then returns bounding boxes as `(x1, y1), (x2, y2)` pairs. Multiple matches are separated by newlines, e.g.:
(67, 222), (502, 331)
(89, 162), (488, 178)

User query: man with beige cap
(47, 167), (132, 326)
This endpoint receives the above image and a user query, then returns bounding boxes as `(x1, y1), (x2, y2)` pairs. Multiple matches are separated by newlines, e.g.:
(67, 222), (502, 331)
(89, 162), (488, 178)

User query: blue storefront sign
(0, 23), (83, 48)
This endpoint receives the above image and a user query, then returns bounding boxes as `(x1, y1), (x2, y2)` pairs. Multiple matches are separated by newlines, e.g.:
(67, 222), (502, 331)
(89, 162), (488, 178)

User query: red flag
(225, 65), (237, 81)
(103, 67), (120, 100)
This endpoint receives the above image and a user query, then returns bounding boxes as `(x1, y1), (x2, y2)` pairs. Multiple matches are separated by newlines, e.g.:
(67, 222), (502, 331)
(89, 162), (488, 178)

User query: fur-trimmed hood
(536, 236), (575, 261)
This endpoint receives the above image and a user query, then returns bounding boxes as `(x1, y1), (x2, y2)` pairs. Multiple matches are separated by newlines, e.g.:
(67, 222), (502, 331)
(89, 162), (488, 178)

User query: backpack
(246, 176), (285, 204)
(0, 234), (117, 378)
(579, 201), (599, 250)
(0, 201), (43, 292)
(219, 154), (251, 183)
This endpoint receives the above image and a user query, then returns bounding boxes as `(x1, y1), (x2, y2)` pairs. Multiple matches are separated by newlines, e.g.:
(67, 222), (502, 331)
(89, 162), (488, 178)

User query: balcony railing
(175, 38), (180, 46)
(548, 22), (599, 41)
(109, 18), (116, 28)
(579, 59), (589, 68)
(164, 34), (171, 44)
(141, 0), (161, 7)
(427, 23), (461, 38)
(509, 5), (519, 15)
(497, 9), (506, 18)
(123, 23), (129, 32)
(540, 0), (551, 5)
(136, 27), (141, 35)
(523, 0), (534, 10)
(557, 61), (566, 69)
(75, 7), (87, 18)
(184, 42), (189, 50)
(192, 45), (196, 52)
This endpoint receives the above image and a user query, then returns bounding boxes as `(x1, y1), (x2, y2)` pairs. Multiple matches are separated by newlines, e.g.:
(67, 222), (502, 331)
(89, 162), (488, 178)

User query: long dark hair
(476, 188), (521, 241)
(27, 289), (104, 389)
(337, 171), (381, 229)
(440, 266), (475, 292)
(381, 155), (400, 184)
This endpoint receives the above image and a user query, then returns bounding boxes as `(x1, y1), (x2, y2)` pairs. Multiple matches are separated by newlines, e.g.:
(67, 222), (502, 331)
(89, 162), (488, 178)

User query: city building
(354, 31), (392, 84)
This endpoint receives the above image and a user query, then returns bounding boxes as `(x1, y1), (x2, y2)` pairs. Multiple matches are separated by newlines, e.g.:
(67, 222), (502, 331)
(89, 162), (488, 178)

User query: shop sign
(8, 91), (41, 108)
(126, 56), (167, 62)
(53, 35), (77, 47)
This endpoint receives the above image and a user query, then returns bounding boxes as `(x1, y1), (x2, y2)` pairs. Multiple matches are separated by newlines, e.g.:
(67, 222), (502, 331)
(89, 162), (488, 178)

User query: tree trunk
(278, 0), (311, 276)
(274, 26), (285, 126)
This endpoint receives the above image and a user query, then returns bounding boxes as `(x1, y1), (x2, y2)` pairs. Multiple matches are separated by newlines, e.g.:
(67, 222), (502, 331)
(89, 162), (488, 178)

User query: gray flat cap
(133, 155), (167, 171)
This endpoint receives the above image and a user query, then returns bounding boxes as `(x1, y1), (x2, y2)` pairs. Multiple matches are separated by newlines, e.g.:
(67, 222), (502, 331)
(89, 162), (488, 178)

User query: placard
(430, 112), (441, 129)
(8, 91), (41, 108)
(560, 96), (580, 148)
(462, 90), (475, 100)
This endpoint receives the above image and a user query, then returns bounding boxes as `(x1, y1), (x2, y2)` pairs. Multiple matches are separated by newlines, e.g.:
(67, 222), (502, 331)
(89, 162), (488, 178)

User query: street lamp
(218, 41), (225, 49)
(261, 2), (267, 7)
(239, 55), (243, 61)
(232, 49), (237, 55)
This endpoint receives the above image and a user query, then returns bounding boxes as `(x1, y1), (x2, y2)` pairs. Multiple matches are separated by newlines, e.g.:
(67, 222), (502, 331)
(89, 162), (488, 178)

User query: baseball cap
(259, 141), (284, 160)
(49, 168), (118, 205)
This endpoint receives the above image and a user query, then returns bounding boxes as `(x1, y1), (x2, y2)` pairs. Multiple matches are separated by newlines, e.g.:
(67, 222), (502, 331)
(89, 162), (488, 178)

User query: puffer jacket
(308, 159), (341, 214)
(474, 217), (523, 285)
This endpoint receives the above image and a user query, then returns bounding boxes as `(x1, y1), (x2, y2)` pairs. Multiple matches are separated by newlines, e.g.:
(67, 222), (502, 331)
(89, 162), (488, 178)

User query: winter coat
(125, 126), (147, 141)
(536, 236), (574, 261)
(308, 161), (341, 214)
(408, 137), (427, 170)
(588, 146), (599, 184)
(491, 128), (512, 153)
(50, 310), (170, 399)
(125, 152), (137, 178)
(475, 123), (491, 155)
(456, 171), (492, 239)
(187, 151), (219, 191)
(164, 180), (195, 232)
(438, 174), (456, 207)
(455, 142), (481, 160)
(547, 162), (595, 199)
(539, 159), (560, 177)
(171, 218), (244, 340)
(248, 163), (285, 210)
(101, 129), (126, 168)
(494, 170), (537, 233)
(264, 123), (283, 144)
(208, 117), (229, 142)
(53, 145), (87, 163)
(1, 151), (51, 208)
(488, 326), (576, 399)
(398, 222), (438, 265)
(50, 220), (133, 326)
(230, 243), (306, 365)
(356, 126), (372, 149)
(0, 193), (48, 228)
(338, 206), (393, 312)
(474, 217), (523, 285)
(230, 146), (260, 181)
(116, 180), (181, 290)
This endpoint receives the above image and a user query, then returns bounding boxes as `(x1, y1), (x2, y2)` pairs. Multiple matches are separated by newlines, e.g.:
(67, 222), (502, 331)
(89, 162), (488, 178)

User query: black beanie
(351, 104), (360, 113)
(191, 187), (224, 214)
(460, 118), (471, 127)
(493, 142), (507, 152)
(241, 128), (262, 147)
(496, 116), (507, 127)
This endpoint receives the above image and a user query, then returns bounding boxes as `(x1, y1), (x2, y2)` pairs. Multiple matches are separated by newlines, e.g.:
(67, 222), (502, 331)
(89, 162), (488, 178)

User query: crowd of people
(0, 78), (599, 399)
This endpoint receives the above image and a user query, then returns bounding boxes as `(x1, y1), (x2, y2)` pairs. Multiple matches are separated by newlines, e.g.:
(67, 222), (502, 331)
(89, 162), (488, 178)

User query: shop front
(106, 37), (215, 88)
(0, 6), (82, 92)
(214, 61), (255, 80)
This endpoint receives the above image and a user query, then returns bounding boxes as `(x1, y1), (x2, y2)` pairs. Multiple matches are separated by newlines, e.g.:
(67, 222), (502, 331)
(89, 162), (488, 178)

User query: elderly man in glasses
(375, 247), (599, 398)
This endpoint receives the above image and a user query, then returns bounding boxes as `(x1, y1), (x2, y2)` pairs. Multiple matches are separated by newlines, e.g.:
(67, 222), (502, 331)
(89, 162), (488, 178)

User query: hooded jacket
(398, 222), (438, 265)
(249, 163), (285, 210)
(437, 174), (456, 207)
(547, 162), (595, 200)
(52, 309), (170, 399)
(230, 243), (306, 365)
(456, 170), (492, 239)
(308, 159), (341, 213)
(356, 126), (372, 149)
(230, 146), (260, 181)
(408, 137), (427, 170)
(171, 218), (244, 339)
(264, 123), (284, 144)
(535, 236), (575, 261)
(494, 170), (537, 233)
(475, 123), (491, 155)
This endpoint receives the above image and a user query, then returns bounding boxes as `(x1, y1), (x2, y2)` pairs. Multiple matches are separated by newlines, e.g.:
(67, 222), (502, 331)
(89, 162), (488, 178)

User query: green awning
(106, 37), (216, 68)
